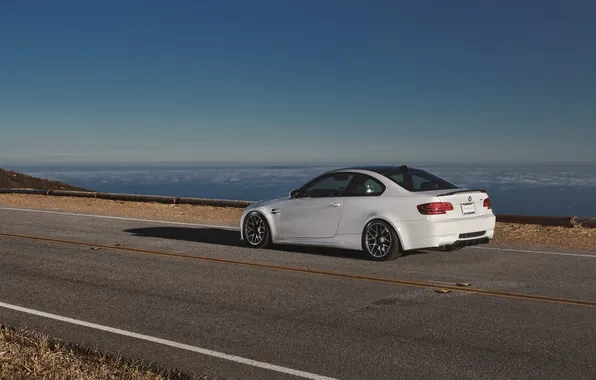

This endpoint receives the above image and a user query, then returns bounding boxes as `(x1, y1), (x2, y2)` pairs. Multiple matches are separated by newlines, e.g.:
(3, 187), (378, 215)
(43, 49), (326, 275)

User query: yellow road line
(1, 231), (595, 309)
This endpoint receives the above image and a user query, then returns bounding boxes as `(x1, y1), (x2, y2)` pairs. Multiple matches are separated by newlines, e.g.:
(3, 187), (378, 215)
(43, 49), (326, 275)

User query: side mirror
(289, 189), (300, 199)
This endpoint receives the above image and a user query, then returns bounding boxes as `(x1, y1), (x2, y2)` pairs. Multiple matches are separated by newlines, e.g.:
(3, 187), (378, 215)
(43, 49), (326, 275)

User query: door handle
(328, 202), (341, 207)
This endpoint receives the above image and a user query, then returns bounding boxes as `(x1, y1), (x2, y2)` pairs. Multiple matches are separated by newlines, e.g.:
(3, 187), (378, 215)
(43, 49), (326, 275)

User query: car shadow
(123, 226), (426, 261)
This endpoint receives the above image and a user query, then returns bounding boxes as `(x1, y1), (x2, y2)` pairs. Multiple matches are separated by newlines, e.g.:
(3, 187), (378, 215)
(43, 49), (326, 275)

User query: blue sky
(1, 0), (595, 164)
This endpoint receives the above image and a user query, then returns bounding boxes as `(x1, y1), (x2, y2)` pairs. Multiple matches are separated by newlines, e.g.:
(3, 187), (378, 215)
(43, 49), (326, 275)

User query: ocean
(6, 163), (596, 217)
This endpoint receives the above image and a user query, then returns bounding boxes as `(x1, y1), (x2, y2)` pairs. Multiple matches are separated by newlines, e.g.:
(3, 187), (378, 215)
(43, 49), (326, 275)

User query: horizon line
(3, 160), (596, 168)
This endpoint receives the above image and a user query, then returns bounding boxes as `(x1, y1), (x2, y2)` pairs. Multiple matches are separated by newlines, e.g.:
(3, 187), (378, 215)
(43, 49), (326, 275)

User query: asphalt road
(0, 207), (595, 380)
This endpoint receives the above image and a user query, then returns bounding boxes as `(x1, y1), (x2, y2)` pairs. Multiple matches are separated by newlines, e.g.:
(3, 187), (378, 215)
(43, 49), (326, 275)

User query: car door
(280, 172), (353, 238)
(337, 173), (387, 235)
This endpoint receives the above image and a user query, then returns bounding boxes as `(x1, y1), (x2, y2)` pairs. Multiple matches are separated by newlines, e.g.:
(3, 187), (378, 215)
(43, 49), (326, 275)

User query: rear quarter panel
(337, 196), (426, 249)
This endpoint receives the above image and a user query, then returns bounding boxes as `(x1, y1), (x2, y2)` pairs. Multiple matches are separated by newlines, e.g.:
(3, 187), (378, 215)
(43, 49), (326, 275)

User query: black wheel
(243, 211), (271, 248)
(362, 220), (403, 261)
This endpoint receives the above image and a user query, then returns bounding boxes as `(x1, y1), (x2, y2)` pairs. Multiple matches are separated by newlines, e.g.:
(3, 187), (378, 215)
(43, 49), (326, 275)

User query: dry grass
(0, 194), (243, 226)
(1, 194), (595, 252)
(492, 222), (596, 252)
(0, 324), (200, 380)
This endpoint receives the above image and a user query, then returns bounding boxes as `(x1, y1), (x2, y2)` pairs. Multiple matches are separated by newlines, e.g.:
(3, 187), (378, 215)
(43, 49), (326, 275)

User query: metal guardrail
(1, 188), (594, 228)
(0, 188), (254, 209)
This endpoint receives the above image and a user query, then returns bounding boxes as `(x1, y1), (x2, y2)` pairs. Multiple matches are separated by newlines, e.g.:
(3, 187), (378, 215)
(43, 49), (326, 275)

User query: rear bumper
(450, 236), (490, 248)
(396, 214), (496, 250)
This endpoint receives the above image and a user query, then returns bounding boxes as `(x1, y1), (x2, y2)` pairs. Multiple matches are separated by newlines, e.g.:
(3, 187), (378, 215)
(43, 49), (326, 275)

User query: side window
(411, 173), (439, 191)
(301, 173), (353, 198)
(384, 171), (455, 192)
(386, 172), (413, 191)
(344, 174), (385, 196)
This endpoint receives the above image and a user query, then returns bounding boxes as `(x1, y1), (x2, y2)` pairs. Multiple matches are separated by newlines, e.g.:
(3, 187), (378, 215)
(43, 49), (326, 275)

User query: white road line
(0, 301), (337, 380)
(427, 280), (456, 285)
(0, 207), (240, 231)
(472, 246), (596, 258)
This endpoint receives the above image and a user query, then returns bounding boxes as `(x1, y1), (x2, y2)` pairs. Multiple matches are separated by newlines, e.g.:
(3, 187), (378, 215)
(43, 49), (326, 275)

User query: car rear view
(416, 188), (495, 249)
(381, 167), (496, 251)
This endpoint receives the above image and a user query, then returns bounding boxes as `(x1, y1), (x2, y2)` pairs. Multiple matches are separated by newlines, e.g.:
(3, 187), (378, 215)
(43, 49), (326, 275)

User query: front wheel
(243, 211), (271, 248)
(362, 220), (403, 261)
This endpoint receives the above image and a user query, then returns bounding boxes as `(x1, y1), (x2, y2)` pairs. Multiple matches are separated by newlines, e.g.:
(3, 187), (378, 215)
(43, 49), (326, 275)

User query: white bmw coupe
(240, 165), (496, 261)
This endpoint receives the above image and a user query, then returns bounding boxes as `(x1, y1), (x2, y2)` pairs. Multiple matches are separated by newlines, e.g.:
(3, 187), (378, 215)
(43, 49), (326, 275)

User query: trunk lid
(425, 188), (490, 218)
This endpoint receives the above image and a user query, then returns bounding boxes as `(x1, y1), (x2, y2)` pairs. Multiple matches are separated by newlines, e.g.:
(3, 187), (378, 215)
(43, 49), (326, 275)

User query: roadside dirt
(0, 194), (242, 226)
(0, 324), (199, 380)
(1, 194), (595, 252)
(490, 222), (596, 252)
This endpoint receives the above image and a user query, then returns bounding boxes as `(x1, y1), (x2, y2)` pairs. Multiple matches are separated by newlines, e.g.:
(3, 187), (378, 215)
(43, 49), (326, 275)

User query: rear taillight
(417, 202), (454, 215)
(483, 198), (492, 209)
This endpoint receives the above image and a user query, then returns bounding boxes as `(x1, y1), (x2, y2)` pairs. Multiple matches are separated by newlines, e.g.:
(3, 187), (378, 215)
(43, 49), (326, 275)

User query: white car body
(240, 166), (496, 259)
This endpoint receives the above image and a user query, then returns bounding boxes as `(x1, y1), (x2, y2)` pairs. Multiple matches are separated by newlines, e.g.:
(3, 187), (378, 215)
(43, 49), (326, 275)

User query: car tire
(362, 219), (403, 261)
(242, 211), (272, 249)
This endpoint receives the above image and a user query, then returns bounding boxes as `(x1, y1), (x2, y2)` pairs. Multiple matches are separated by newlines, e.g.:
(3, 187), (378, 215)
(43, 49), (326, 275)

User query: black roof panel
(332, 165), (424, 173)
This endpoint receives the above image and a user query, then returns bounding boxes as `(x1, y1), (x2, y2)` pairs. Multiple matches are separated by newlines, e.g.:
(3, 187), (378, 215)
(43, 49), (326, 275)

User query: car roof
(329, 165), (425, 174)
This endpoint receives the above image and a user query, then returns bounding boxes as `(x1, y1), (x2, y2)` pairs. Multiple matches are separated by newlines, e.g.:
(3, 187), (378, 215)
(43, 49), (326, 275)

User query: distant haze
(7, 163), (596, 217)
(1, 1), (595, 164)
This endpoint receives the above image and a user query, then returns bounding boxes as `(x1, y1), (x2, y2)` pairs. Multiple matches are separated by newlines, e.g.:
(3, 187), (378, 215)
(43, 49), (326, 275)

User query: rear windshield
(381, 170), (460, 192)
